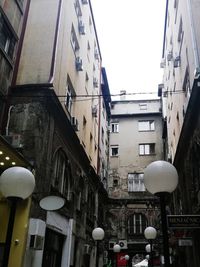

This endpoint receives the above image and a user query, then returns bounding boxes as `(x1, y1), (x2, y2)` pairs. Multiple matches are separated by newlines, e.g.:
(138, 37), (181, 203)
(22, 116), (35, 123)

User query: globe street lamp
(0, 167), (35, 267)
(92, 227), (105, 267)
(144, 227), (157, 267)
(113, 244), (121, 267)
(125, 254), (130, 267)
(144, 161), (178, 267)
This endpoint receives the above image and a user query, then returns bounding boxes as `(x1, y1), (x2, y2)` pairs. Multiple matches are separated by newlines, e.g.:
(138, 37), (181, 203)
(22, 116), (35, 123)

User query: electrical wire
(0, 90), (186, 99)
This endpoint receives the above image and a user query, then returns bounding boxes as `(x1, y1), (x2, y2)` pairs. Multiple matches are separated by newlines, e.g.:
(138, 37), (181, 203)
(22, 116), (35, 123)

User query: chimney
(120, 90), (126, 100)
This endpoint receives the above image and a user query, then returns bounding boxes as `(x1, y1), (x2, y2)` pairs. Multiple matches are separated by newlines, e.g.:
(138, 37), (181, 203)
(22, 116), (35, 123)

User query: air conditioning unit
(92, 106), (97, 117)
(118, 240), (128, 249)
(75, 57), (83, 71)
(82, 0), (88, 4)
(109, 240), (127, 250)
(167, 51), (173, 61)
(3, 134), (23, 148)
(71, 116), (79, 131)
(93, 78), (99, 88)
(84, 244), (91, 254)
(160, 58), (166, 68)
(29, 235), (44, 250)
(78, 20), (86, 35)
(174, 56), (181, 68)
(94, 49), (99, 60)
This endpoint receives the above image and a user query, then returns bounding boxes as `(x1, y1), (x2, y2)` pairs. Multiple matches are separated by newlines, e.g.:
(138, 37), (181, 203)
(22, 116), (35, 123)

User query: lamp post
(113, 244), (121, 267)
(144, 226), (157, 267)
(92, 227), (105, 267)
(125, 254), (129, 267)
(0, 166), (35, 267)
(144, 161), (178, 267)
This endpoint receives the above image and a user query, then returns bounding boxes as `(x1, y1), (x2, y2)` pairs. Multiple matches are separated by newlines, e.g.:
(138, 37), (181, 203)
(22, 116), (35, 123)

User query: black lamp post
(144, 226), (157, 267)
(144, 161), (178, 267)
(0, 167), (35, 267)
(92, 227), (105, 267)
(113, 244), (121, 267)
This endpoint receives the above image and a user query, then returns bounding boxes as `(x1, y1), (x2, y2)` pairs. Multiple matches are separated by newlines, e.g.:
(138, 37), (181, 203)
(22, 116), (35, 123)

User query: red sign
(117, 253), (127, 267)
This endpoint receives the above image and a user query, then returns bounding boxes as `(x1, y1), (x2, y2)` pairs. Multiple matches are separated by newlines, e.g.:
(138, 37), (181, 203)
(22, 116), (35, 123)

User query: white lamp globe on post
(113, 243), (121, 253)
(0, 167), (35, 267)
(144, 160), (178, 267)
(92, 227), (105, 241)
(125, 254), (129, 267)
(92, 227), (105, 267)
(145, 244), (151, 254)
(113, 244), (121, 267)
(144, 227), (157, 267)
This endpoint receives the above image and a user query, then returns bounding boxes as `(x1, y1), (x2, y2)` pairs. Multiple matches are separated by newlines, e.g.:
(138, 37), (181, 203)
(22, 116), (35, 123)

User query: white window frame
(139, 143), (155, 155)
(70, 25), (79, 53)
(111, 145), (119, 156)
(138, 120), (155, 131)
(128, 173), (145, 192)
(127, 213), (147, 235)
(139, 103), (147, 110)
(0, 13), (16, 59)
(111, 123), (119, 133)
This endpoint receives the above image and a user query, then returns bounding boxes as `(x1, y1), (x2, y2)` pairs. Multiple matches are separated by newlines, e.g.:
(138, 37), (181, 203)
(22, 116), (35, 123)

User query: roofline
(111, 98), (161, 104)
(111, 112), (162, 118)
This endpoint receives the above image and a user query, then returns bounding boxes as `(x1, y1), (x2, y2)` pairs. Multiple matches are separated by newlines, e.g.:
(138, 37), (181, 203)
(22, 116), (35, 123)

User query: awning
(133, 259), (148, 267)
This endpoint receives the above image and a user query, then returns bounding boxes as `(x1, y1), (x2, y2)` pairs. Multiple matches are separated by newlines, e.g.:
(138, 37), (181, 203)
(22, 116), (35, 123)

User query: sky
(91, 0), (166, 99)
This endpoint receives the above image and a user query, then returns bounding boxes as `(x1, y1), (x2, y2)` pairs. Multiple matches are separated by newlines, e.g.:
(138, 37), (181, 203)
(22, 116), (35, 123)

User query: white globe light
(0, 167), (35, 200)
(146, 255), (150, 260)
(144, 161), (178, 194)
(145, 244), (151, 253)
(92, 227), (105, 241)
(125, 255), (130, 261)
(144, 226), (157, 240)
(113, 244), (121, 253)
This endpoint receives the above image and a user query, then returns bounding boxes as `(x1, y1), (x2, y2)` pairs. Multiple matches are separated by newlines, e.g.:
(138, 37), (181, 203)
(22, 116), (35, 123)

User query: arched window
(52, 148), (72, 199)
(127, 213), (147, 235)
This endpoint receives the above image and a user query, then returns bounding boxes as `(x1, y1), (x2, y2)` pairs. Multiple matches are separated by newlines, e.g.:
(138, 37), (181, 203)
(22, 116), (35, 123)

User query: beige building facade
(161, 1), (200, 266)
(0, 1), (111, 267)
(106, 96), (163, 266)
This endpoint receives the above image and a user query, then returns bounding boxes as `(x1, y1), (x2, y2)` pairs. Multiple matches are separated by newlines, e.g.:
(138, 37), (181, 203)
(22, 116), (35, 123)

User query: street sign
(178, 238), (193, 246)
(167, 215), (200, 229)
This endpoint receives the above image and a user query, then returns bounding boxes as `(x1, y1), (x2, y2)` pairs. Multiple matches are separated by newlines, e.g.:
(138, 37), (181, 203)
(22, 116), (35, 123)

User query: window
(111, 145), (119, 156)
(65, 77), (75, 113)
(127, 213), (147, 235)
(0, 12), (16, 59)
(74, 0), (82, 17)
(128, 173), (145, 192)
(111, 123), (119, 133)
(52, 149), (72, 198)
(101, 127), (104, 143)
(178, 17), (183, 42)
(139, 103), (147, 110)
(70, 25), (79, 53)
(138, 120), (155, 131)
(139, 143), (155, 155)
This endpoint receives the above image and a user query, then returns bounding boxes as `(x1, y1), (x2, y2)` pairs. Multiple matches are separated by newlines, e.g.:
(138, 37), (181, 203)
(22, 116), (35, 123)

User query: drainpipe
(97, 62), (102, 175)
(48, 0), (63, 83)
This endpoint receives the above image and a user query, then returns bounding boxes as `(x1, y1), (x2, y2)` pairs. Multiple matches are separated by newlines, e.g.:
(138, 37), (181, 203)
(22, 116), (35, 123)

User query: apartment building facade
(107, 96), (163, 266)
(160, 0), (200, 266)
(0, 0), (28, 130)
(0, 1), (111, 267)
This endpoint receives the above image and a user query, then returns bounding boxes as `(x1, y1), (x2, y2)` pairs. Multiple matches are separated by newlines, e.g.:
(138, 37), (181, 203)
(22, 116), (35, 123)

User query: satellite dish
(39, 195), (65, 211)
